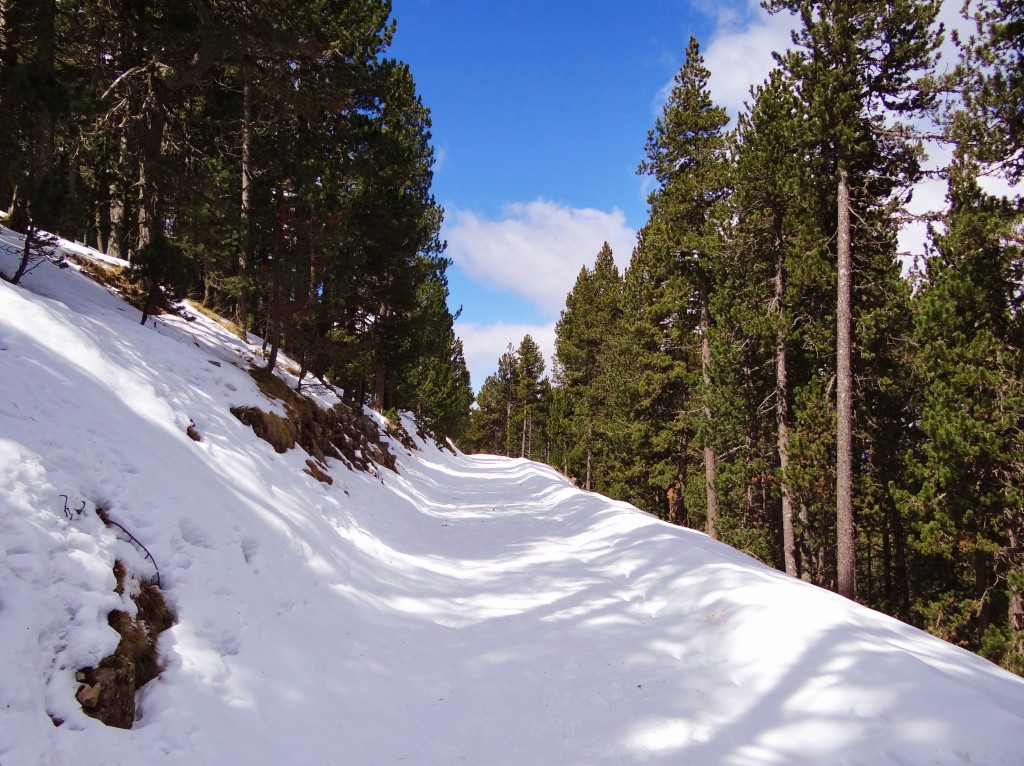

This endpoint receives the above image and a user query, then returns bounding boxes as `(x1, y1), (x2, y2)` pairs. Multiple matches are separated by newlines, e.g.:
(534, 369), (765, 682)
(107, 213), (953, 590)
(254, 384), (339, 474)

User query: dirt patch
(230, 405), (296, 453)
(75, 561), (174, 729)
(304, 458), (334, 485)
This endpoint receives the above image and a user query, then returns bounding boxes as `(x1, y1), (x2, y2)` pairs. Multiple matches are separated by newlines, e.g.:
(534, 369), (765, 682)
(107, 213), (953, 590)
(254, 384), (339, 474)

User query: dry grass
(233, 366), (400, 476)
(230, 405), (297, 453)
(66, 255), (153, 314)
(188, 300), (248, 340)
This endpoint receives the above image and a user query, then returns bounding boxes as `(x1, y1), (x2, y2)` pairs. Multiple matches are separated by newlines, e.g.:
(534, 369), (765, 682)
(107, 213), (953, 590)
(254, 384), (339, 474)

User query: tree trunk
(775, 250), (797, 577)
(585, 421), (593, 491)
(372, 367), (388, 412)
(30, 0), (55, 219)
(667, 483), (683, 526)
(139, 277), (160, 326)
(107, 137), (130, 260)
(11, 225), (34, 285)
(136, 74), (167, 255)
(1006, 510), (1024, 660)
(674, 430), (690, 527)
(0, 0), (15, 208)
(836, 161), (856, 599)
(235, 71), (252, 336)
(520, 405), (529, 458)
(701, 290), (718, 539)
(264, 283), (281, 371)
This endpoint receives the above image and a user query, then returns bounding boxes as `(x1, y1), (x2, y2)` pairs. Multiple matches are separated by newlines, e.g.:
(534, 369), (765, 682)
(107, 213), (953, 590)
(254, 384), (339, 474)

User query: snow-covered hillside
(2, 230), (1024, 766)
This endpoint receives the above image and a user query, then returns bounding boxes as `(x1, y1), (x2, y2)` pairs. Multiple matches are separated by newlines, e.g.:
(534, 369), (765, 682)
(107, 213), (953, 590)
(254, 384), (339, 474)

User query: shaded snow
(2, 230), (1023, 765)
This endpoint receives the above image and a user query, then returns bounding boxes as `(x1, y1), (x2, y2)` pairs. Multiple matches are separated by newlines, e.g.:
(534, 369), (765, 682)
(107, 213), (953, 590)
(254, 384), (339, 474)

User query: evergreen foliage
(959, 0), (1024, 179)
(632, 37), (731, 536)
(904, 157), (1024, 671)
(554, 242), (623, 490)
(8, 0), (1024, 676)
(459, 1), (1024, 676)
(0, 0), (470, 437)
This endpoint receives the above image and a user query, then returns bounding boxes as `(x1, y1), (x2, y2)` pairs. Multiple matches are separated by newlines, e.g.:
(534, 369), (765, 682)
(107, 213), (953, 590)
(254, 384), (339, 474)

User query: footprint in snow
(178, 518), (215, 549)
(240, 537), (261, 572)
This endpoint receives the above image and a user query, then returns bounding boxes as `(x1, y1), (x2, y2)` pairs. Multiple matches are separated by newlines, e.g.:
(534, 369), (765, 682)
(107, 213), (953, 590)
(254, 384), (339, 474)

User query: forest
(0, 0), (473, 436)
(464, 0), (1024, 675)
(3, 1), (1023, 675)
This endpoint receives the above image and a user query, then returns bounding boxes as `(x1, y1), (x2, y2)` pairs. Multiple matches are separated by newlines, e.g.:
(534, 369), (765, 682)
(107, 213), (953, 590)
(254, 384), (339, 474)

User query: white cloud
(702, 2), (797, 120)
(456, 320), (557, 392)
(696, 0), (964, 121)
(433, 144), (448, 173)
(446, 199), (636, 317)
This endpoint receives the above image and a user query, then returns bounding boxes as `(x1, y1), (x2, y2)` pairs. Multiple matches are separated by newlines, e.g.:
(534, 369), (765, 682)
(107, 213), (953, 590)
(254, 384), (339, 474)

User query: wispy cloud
(456, 320), (557, 391)
(446, 199), (636, 317)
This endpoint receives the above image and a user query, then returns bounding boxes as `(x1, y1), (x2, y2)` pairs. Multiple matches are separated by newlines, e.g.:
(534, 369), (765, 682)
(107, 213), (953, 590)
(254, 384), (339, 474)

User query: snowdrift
(2, 231), (1023, 765)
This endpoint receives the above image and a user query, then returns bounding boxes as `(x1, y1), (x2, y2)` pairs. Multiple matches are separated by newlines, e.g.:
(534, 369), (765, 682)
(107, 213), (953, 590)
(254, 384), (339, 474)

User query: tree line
(0, 0), (473, 439)
(463, 0), (1024, 674)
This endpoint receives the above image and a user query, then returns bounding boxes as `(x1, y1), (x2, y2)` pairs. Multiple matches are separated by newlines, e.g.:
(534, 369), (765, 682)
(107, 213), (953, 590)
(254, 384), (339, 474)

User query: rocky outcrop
(231, 368), (399, 477)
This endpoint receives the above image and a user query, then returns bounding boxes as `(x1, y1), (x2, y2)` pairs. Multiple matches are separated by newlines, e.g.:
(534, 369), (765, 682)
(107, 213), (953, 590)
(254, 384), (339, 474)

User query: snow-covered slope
(2, 234), (1024, 766)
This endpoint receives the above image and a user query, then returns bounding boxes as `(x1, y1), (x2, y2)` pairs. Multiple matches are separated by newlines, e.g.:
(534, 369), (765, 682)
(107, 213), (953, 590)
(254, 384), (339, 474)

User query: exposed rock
(304, 458), (333, 485)
(75, 657), (136, 729)
(231, 367), (399, 477)
(76, 563), (174, 729)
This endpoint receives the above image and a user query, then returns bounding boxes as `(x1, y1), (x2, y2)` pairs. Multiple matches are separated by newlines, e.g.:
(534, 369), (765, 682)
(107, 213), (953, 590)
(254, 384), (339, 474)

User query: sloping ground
(2, 234), (1024, 766)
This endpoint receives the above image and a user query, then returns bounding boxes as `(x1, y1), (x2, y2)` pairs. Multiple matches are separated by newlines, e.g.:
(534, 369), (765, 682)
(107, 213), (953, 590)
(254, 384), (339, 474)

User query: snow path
(2, 236), (1024, 765)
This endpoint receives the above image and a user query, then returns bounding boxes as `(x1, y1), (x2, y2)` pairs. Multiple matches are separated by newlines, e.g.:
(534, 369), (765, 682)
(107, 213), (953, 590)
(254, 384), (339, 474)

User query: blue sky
(387, 1), (799, 389)
(387, 1), (973, 392)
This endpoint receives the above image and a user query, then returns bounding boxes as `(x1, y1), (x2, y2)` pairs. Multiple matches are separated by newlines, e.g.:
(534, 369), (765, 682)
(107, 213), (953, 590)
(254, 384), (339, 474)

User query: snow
(2, 229), (1024, 765)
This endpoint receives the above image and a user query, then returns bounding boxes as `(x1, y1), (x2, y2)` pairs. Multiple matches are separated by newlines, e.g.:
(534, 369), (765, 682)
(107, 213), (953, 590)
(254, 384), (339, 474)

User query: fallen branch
(94, 505), (162, 588)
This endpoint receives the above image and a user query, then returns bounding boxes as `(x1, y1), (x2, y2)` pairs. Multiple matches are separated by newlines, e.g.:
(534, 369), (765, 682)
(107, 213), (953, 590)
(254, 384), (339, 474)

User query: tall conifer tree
(907, 157), (1024, 671)
(555, 242), (622, 490)
(635, 37), (730, 538)
(766, 0), (942, 597)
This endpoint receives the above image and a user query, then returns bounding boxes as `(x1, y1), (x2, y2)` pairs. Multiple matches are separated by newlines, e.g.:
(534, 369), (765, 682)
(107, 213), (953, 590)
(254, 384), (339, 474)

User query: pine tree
(465, 346), (518, 456)
(634, 37), (730, 537)
(906, 157), (1024, 672)
(729, 68), (808, 574)
(959, 0), (1024, 180)
(393, 275), (473, 442)
(507, 335), (546, 459)
(0, 0), (72, 235)
(554, 242), (623, 489)
(766, 0), (943, 597)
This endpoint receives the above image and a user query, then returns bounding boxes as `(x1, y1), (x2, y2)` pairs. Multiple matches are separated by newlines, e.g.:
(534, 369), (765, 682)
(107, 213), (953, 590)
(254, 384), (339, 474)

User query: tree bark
(775, 249), (797, 577)
(700, 289), (718, 539)
(30, 0), (55, 216)
(264, 283), (281, 371)
(585, 421), (593, 491)
(836, 161), (856, 599)
(139, 276), (160, 326)
(136, 73), (168, 255)
(11, 225), (34, 285)
(1006, 509), (1024, 660)
(235, 70), (252, 336)
(0, 0), (18, 208)
(372, 367), (388, 412)
(672, 429), (690, 527)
